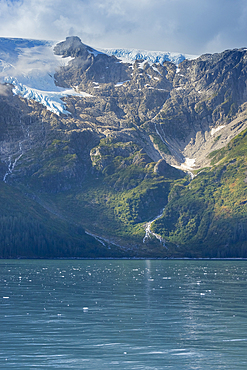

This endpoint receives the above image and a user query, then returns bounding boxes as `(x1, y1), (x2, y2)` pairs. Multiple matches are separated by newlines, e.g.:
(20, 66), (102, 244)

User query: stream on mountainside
(143, 166), (195, 245)
(1, 116), (193, 249)
(3, 145), (23, 183)
(143, 206), (167, 246)
(3, 121), (31, 183)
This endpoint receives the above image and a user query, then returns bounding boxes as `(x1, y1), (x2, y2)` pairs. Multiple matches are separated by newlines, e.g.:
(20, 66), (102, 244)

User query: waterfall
(3, 119), (26, 183)
(3, 145), (23, 183)
(143, 206), (167, 247)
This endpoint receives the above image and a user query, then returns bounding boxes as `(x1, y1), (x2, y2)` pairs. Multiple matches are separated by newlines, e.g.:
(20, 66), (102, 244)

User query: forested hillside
(0, 37), (247, 258)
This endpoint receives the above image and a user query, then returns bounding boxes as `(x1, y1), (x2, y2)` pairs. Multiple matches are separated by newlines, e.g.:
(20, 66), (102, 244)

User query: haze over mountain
(0, 36), (247, 258)
(1, 0), (247, 55)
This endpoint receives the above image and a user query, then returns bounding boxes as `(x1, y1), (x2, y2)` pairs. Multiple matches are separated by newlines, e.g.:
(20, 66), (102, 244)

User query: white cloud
(0, 0), (247, 54)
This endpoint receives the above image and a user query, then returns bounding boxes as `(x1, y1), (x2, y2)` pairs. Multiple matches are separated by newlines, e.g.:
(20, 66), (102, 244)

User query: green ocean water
(0, 259), (247, 369)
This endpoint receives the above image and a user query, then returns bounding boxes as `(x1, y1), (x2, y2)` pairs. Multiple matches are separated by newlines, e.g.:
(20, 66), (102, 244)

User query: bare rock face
(53, 37), (247, 174)
(54, 36), (90, 58)
(2, 37), (247, 190)
(153, 48), (247, 169)
(1, 36), (247, 257)
(153, 159), (170, 175)
(54, 36), (131, 87)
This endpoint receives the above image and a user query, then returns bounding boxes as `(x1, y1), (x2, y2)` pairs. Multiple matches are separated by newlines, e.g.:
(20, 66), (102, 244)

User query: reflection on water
(0, 259), (247, 369)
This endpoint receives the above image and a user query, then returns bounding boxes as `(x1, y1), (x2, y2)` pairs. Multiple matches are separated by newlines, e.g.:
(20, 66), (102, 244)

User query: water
(1, 259), (247, 369)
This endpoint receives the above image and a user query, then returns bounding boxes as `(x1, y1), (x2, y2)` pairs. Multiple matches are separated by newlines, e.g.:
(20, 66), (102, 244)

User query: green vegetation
(10, 134), (183, 257)
(214, 135), (221, 142)
(38, 143), (184, 255)
(2, 45), (247, 258)
(0, 181), (122, 258)
(4, 124), (247, 258)
(152, 128), (247, 257)
(151, 133), (171, 154)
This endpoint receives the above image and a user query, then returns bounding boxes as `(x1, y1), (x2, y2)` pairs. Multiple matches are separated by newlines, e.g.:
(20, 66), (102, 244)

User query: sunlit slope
(0, 37), (247, 257)
(152, 128), (247, 258)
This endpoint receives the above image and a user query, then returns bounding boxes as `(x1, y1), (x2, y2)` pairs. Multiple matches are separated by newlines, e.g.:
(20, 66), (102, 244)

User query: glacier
(0, 38), (93, 115)
(0, 37), (197, 115)
(4, 76), (93, 115)
(98, 47), (197, 65)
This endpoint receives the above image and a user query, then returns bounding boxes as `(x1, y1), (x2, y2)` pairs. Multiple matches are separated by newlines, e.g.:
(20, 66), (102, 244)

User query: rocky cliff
(0, 36), (247, 258)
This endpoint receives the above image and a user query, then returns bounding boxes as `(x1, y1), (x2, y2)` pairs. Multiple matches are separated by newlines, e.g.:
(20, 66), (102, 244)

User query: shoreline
(1, 257), (247, 261)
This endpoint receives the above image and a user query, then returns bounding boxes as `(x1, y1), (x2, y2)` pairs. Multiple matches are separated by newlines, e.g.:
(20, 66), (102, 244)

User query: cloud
(0, 0), (247, 54)
(0, 40), (74, 92)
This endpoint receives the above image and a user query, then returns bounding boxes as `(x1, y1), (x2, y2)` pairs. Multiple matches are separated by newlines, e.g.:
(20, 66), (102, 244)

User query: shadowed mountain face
(0, 36), (247, 258)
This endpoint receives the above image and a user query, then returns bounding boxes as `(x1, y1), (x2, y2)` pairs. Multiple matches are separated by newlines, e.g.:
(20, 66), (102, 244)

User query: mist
(0, 0), (246, 55)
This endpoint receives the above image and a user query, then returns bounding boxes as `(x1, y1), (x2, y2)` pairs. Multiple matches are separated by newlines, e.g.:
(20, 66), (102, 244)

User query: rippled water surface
(1, 259), (247, 369)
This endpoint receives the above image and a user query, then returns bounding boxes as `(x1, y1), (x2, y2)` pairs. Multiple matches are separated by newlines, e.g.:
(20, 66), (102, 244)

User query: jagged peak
(54, 36), (92, 58)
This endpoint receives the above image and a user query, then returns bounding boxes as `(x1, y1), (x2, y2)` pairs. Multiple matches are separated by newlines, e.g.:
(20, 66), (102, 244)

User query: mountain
(0, 36), (247, 258)
(97, 47), (197, 66)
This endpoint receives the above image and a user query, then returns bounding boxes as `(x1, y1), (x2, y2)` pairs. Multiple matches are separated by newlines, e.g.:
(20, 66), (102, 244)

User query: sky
(0, 0), (247, 55)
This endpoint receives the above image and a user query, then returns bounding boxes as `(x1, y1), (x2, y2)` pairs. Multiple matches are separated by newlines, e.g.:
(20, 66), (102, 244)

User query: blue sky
(0, 0), (247, 54)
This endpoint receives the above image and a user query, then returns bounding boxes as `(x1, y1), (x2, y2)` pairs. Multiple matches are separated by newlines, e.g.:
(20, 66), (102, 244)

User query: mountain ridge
(0, 36), (247, 258)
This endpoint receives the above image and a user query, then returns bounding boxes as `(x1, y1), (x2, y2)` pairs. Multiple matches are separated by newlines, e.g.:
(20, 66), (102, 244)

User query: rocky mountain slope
(0, 36), (247, 258)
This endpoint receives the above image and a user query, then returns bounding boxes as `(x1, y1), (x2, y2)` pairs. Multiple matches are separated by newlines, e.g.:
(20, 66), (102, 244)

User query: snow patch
(211, 125), (225, 136)
(114, 80), (130, 87)
(172, 157), (196, 178)
(180, 158), (196, 170)
(89, 49), (102, 57)
(152, 66), (161, 75)
(138, 60), (148, 69)
(0, 38), (198, 114)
